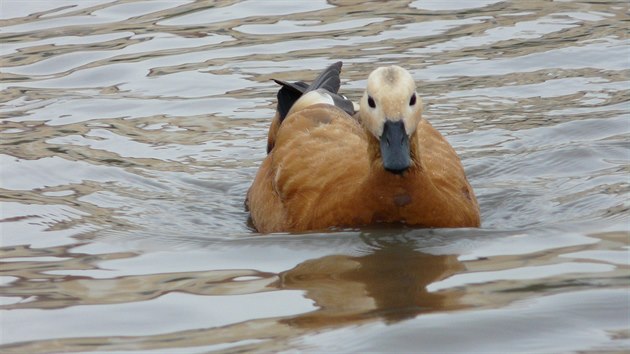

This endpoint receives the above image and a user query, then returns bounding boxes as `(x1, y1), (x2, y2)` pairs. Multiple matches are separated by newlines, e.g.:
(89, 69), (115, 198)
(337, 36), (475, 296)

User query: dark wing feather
(304, 61), (342, 94)
(276, 81), (307, 121)
(273, 61), (355, 122)
(331, 95), (355, 116)
(273, 79), (308, 95)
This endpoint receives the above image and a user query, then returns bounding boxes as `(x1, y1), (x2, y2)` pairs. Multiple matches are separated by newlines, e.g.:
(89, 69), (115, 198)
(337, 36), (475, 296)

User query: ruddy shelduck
(247, 62), (480, 233)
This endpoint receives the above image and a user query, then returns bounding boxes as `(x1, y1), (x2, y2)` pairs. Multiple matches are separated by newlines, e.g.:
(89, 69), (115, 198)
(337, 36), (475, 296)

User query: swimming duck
(247, 62), (480, 233)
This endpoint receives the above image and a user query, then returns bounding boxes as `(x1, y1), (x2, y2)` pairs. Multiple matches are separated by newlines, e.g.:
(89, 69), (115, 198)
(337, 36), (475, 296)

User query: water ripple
(1, 1), (629, 353)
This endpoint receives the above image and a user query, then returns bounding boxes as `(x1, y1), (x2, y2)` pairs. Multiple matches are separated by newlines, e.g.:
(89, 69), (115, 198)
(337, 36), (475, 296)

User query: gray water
(1, 1), (629, 353)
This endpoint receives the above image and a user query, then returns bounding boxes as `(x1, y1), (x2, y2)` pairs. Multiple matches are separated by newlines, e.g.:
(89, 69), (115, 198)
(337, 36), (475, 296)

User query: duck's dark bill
(380, 120), (411, 174)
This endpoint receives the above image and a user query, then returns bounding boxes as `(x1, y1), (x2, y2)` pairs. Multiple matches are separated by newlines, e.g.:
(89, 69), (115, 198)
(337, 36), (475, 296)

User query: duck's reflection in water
(2, 237), (466, 353)
(279, 238), (465, 328)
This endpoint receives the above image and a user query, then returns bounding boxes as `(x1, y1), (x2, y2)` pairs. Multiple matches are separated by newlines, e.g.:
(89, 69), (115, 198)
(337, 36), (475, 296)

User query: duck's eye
(367, 96), (376, 108)
(409, 93), (416, 106)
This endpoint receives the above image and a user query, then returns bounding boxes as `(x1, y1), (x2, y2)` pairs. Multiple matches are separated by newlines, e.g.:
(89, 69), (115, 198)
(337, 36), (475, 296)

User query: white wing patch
(287, 89), (335, 116)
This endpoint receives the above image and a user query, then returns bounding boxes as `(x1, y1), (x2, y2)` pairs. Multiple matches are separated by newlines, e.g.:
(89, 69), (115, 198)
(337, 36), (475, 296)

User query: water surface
(1, 0), (629, 353)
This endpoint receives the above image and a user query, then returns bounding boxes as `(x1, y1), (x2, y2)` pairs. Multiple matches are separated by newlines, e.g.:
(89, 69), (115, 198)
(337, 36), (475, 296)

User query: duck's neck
(358, 130), (435, 222)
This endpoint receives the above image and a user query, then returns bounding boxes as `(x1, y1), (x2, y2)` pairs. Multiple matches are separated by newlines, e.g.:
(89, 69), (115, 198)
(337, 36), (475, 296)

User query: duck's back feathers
(273, 61), (341, 123)
(301, 61), (355, 116)
(273, 61), (354, 121)
(267, 62), (355, 153)
(249, 104), (367, 232)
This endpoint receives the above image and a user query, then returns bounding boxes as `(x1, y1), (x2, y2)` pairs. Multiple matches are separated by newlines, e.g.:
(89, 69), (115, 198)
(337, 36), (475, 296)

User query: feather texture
(248, 63), (480, 233)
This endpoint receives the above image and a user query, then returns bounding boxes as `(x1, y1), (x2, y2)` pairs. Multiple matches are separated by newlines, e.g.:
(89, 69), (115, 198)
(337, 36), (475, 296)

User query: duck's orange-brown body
(247, 103), (480, 233)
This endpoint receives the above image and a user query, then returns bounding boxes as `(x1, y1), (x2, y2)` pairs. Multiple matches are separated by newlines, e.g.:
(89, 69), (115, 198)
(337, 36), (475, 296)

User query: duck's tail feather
(273, 79), (308, 95)
(304, 61), (342, 94)
(273, 61), (355, 122)
(276, 80), (308, 122)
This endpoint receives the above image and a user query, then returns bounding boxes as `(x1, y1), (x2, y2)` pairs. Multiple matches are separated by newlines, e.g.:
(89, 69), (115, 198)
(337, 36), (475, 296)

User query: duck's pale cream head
(360, 66), (423, 174)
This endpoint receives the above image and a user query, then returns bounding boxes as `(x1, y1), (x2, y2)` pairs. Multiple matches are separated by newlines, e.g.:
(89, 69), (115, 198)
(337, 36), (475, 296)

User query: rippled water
(1, 1), (629, 353)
